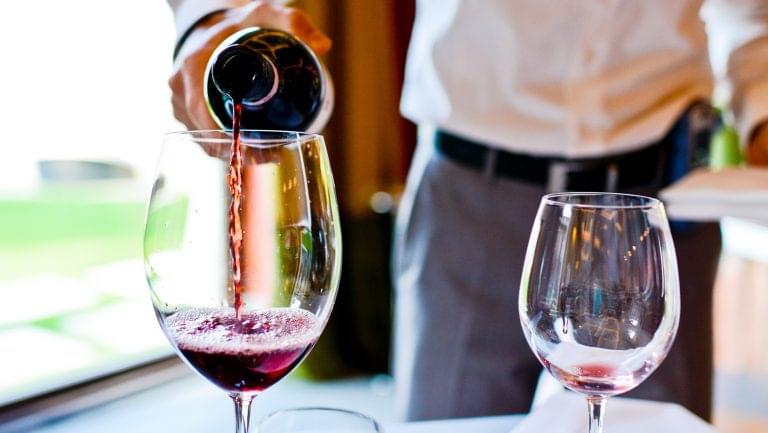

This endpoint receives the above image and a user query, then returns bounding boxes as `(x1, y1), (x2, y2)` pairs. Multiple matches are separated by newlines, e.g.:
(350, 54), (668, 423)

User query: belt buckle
(546, 160), (620, 193)
(546, 161), (570, 193)
(484, 149), (499, 180)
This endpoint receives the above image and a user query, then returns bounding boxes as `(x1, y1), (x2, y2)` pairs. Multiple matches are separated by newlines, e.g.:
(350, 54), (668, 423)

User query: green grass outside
(0, 183), (145, 282)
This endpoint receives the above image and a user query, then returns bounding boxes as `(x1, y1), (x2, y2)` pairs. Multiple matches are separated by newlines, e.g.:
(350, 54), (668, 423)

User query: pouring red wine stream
(207, 28), (333, 321)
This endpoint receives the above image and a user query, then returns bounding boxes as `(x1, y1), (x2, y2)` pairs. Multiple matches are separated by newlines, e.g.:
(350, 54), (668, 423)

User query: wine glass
(519, 193), (680, 433)
(258, 408), (382, 433)
(144, 130), (341, 433)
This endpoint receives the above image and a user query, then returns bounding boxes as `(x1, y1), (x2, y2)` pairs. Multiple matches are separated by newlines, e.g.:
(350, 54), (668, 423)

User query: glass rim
(164, 129), (322, 149)
(259, 406), (381, 429)
(542, 192), (663, 210)
(165, 129), (322, 138)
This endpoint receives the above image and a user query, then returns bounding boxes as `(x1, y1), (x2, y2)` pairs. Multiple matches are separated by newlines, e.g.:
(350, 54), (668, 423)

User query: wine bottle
(205, 27), (333, 132)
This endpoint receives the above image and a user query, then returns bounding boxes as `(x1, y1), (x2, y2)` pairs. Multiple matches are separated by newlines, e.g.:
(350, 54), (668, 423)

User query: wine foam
(166, 307), (320, 355)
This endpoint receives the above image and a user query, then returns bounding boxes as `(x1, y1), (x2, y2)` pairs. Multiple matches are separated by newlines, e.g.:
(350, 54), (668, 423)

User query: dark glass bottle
(205, 27), (333, 132)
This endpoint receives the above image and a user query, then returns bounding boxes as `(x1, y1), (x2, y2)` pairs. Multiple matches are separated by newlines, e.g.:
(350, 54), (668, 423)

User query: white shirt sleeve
(702, 0), (768, 143)
(167, 0), (250, 43)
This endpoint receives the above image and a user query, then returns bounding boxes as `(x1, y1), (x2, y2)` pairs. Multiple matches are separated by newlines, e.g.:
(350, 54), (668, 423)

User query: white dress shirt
(401, 0), (768, 157)
(168, 0), (768, 158)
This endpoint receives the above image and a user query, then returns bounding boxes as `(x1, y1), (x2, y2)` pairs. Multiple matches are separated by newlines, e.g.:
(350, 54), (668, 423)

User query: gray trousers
(393, 141), (720, 422)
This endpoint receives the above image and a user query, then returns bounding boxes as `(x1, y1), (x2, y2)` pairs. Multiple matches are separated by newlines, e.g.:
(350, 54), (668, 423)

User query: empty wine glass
(258, 407), (382, 433)
(144, 130), (341, 433)
(519, 193), (680, 433)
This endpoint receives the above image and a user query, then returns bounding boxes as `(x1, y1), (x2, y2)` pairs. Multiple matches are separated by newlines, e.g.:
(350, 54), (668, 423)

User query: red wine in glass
(164, 307), (320, 393)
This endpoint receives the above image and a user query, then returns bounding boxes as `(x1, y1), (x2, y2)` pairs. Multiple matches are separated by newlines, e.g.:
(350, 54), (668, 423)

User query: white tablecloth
(387, 392), (719, 433)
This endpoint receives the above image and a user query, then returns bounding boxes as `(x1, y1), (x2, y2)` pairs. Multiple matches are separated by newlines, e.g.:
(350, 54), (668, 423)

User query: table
(18, 374), (523, 433)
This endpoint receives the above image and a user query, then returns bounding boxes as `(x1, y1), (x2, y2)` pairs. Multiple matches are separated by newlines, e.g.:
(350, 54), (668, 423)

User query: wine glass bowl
(144, 130), (341, 431)
(519, 193), (679, 432)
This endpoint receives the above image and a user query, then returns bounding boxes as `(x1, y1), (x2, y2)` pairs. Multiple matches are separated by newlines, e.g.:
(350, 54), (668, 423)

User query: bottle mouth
(211, 45), (277, 104)
(242, 57), (279, 107)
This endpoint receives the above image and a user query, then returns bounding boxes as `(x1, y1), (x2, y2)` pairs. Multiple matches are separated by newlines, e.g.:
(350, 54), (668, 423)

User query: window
(0, 1), (180, 405)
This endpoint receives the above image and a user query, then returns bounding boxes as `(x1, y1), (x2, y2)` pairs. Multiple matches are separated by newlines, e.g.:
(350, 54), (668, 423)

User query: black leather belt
(435, 130), (662, 192)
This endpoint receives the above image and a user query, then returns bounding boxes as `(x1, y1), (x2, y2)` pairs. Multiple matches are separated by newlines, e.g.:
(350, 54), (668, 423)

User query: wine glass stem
(587, 396), (606, 433)
(232, 393), (254, 433)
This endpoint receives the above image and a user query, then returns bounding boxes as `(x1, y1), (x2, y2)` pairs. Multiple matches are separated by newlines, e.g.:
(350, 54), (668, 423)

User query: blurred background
(0, 1), (765, 432)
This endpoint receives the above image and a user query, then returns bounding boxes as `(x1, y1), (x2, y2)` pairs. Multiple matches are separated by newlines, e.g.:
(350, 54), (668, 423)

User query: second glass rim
(543, 192), (663, 210)
(258, 406), (382, 429)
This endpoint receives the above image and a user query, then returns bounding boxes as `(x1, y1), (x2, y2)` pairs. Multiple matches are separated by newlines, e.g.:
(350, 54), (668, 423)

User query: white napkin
(659, 167), (768, 223)
(511, 392), (717, 433)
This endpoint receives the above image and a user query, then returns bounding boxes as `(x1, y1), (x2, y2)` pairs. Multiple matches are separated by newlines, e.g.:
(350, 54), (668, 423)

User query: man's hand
(169, 2), (331, 130)
(746, 122), (768, 166)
